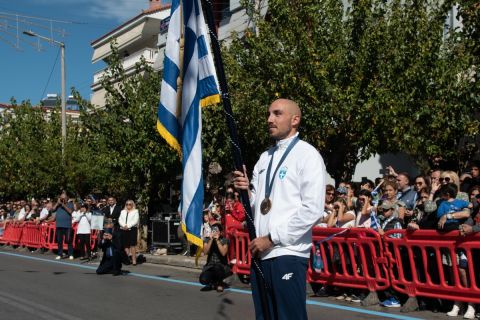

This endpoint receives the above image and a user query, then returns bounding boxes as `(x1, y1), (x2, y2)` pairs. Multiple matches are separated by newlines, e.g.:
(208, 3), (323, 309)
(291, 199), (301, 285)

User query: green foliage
(222, 0), (479, 180)
(74, 43), (180, 216)
(0, 101), (62, 198)
(0, 1), (478, 201)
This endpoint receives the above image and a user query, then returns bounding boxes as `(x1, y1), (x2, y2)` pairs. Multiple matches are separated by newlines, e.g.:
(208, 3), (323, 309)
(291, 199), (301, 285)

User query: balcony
(92, 47), (159, 88)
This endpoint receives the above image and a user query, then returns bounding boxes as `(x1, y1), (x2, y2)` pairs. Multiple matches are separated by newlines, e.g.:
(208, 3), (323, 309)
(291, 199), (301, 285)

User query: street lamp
(23, 30), (66, 159)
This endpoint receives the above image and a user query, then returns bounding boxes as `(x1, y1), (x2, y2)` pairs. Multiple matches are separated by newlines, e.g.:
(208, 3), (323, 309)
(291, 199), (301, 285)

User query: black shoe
(112, 270), (122, 276)
(200, 285), (213, 292)
(314, 287), (332, 297)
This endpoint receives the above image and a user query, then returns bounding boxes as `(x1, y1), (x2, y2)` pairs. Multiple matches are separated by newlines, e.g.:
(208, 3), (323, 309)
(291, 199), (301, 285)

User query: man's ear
(291, 114), (300, 128)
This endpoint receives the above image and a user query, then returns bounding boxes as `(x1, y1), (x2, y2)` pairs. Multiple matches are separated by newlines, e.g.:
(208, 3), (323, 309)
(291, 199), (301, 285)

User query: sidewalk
(145, 253), (206, 270)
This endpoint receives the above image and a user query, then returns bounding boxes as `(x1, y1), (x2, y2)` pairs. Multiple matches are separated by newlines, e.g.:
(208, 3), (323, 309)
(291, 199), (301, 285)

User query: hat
(336, 186), (348, 194)
(380, 202), (395, 210)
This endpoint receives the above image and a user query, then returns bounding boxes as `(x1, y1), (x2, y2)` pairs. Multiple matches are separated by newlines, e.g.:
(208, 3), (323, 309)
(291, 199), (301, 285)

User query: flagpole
(200, 1), (271, 319)
(176, 3), (184, 123)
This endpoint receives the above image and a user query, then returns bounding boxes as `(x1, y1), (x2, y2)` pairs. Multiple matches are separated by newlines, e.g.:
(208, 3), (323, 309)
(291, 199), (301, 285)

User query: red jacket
(230, 200), (245, 222)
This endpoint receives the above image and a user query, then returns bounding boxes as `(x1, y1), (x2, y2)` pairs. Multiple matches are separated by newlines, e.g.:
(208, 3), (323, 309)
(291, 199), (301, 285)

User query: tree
(0, 101), (62, 199)
(221, 0), (479, 181)
(74, 43), (181, 248)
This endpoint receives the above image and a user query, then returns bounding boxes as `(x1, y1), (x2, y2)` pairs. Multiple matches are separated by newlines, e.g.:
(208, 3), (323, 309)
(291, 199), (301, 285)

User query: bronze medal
(260, 198), (272, 215)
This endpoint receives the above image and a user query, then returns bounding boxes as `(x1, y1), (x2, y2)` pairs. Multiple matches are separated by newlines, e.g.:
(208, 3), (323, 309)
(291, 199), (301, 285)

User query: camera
(379, 168), (389, 175)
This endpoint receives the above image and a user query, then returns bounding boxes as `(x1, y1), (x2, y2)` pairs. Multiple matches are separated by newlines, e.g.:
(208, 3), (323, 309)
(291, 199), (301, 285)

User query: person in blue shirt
(436, 184), (471, 231)
(53, 192), (74, 260)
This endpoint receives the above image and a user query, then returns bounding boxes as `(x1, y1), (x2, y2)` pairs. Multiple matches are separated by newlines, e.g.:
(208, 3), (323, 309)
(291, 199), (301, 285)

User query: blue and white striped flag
(370, 211), (380, 230)
(157, 0), (220, 248)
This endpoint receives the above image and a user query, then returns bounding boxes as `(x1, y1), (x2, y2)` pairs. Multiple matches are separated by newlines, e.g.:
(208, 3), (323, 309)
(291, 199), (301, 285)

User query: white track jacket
(250, 133), (326, 260)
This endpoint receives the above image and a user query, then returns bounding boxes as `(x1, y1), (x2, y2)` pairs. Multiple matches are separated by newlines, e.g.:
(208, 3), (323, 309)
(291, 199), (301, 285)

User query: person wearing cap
(380, 180), (406, 224)
(336, 186), (348, 198)
(234, 99), (326, 320)
(376, 197), (404, 308)
(376, 201), (403, 238)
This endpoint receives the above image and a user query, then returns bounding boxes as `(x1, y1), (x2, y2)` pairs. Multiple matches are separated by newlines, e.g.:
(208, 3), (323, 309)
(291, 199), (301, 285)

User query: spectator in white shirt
(72, 204), (92, 260)
(119, 200), (139, 265)
(38, 200), (51, 223)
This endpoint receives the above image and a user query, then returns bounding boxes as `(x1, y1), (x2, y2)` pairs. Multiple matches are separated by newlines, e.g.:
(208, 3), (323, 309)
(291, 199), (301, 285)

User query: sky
(0, 0), (153, 105)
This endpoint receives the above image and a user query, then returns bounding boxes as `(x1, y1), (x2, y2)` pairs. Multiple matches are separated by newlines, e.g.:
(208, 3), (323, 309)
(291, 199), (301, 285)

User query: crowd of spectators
(313, 161), (480, 318)
(1, 161), (480, 316)
(0, 194), (137, 264)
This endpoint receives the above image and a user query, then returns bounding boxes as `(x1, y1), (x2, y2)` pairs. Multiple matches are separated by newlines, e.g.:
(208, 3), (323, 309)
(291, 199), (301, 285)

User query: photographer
(355, 190), (374, 228)
(96, 220), (124, 276)
(224, 189), (245, 223)
(326, 198), (355, 228)
(53, 192), (74, 260)
(199, 223), (230, 292)
(72, 204), (92, 260)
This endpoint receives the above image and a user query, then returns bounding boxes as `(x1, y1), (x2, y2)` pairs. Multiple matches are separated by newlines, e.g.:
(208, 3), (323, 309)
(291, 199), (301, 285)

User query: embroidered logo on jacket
(279, 166), (288, 180)
(282, 273), (293, 280)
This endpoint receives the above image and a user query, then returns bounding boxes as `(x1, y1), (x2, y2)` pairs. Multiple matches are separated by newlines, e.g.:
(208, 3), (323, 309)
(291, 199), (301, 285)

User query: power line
(0, 27), (42, 50)
(40, 46), (61, 102)
(0, 14), (68, 37)
(0, 10), (85, 25)
(0, 32), (20, 51)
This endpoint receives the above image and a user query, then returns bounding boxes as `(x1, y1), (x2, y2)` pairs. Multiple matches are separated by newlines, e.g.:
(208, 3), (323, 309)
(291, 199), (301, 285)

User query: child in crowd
(376, 200), (404, 308)
(201, 211), (212, 240)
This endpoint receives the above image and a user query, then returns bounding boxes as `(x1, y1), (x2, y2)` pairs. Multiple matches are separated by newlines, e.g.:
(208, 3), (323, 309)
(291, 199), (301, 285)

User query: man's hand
(438, 215), (447, 229)
(407, 222), (419, 231)
(233, 165), (249, 191)
(249, 235), (273, 258)
(460, 224), (473, 236)
(431, 181), (441, 194)
(386, 166), (397, 177)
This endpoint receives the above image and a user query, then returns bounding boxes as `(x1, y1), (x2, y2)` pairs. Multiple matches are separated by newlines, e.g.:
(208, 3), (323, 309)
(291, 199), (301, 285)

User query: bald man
(234, 99), (326, 320)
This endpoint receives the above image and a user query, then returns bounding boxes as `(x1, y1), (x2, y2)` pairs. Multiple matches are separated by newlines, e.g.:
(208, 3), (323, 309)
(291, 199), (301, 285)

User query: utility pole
(23, 30), (66, 159)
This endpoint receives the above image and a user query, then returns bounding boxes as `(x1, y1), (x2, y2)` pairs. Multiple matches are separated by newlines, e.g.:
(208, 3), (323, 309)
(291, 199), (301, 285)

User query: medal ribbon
(265, 136), (300, 199)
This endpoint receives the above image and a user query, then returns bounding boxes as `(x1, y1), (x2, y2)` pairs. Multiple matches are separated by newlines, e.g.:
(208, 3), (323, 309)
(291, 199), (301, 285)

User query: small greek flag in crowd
(157, 0), (220, 248)
(370, 212), (380, 230)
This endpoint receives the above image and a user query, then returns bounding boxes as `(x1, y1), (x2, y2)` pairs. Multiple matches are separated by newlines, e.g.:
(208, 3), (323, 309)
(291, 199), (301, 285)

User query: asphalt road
(0, 248), (443, 320)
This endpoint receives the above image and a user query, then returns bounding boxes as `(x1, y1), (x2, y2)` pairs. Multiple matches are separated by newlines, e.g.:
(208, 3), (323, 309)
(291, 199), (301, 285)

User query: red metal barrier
(308, 228), (390, 292)
(43, 222), (58, 251)
(20, 222), (47, 249)
(0, 221), (104, 253)
(384, 229), (480, 304)
(229, 228), (251, 275)
(225, 214), (251, 275)
(0, 222), (24, 246)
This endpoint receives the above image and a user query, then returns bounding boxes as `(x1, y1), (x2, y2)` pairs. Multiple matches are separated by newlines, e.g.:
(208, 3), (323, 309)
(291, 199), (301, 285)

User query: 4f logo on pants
(282, 273), (293, 280)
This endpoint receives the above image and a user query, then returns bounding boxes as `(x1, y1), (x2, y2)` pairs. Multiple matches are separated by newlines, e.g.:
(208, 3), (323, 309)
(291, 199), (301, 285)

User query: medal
(260, 198), (272, 215)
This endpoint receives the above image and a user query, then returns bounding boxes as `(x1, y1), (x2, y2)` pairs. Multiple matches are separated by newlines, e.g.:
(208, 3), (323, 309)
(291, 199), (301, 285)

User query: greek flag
(157, 0), (220, 248)
(370, 212), (380, 230)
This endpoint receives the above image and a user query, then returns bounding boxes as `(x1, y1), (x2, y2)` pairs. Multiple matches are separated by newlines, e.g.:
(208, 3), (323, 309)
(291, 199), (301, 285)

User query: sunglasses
(126, 203), (133, 206)
(415, 181), (424, 185)
(326, 192), (335, 196)
(439, 177), (451, 183)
